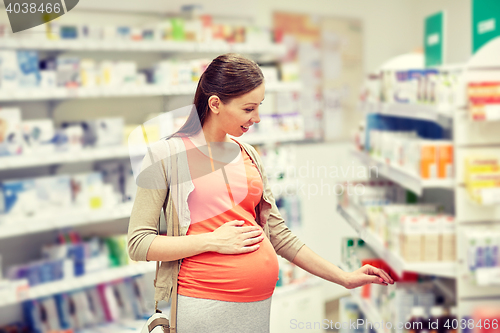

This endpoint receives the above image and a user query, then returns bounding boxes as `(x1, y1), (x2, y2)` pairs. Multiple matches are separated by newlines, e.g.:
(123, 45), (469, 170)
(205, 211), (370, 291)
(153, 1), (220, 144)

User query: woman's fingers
(239, 226), (262, 234)
(370, 275), (387, 286)
(242, 229), (262, 238)
(372, 267), (393, 284)
(362, 265), (394, 284)
(379, 269), (393, 284)
(238, 244), (260, 253)
(242, 235), (264, 246)
(225, 220), (245, 226)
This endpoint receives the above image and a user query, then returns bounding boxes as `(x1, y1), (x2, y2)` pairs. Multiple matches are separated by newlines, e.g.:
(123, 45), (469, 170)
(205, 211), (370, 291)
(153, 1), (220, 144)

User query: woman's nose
(252, 110), (261, 124)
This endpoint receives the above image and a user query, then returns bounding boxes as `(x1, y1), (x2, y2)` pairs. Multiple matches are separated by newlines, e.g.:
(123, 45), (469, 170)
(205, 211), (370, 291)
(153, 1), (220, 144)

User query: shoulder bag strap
(166, 139), (180, 333)
(151, 139), (180, 333)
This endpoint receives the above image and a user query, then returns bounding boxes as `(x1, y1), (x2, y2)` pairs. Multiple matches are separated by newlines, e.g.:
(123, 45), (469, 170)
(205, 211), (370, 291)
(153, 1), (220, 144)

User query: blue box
(1, 179), (37, 216)
(17, 51), (40, 88)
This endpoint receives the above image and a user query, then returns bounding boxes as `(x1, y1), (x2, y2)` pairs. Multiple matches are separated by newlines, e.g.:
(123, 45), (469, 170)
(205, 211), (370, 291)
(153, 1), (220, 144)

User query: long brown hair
(170, 53), (264, 138)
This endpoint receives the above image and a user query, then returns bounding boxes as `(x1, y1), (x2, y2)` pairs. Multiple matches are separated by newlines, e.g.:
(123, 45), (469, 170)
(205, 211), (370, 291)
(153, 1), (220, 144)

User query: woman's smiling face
(215, 83), (265, 137)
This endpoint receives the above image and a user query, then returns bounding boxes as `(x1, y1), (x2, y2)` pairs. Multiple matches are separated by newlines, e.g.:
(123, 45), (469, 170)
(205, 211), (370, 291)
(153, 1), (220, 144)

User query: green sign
(472, 0), (500, 53)
(425, 12), (444, 67)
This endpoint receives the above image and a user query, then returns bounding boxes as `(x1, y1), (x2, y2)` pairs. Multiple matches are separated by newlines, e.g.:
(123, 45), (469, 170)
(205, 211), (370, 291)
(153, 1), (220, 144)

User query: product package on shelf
(96, 161), (136, 203)
(0, 178), (37, 222)
(464, 227), (500, 286)
(0, 107), (23, 157)
(1, 109), (131, 161)
(341, 238), (378, 273)
(368, 128), (453, 180)
(276, 194), (302, 230)
(468, 82), (500, 121)
(360, 65), (463, 113)
(21, 119), (56, 154)
(5, 231), (137, 294)
(464, 156), (500, 205)
(35, 175), (73, 218)
(338, 297), (365, 333)
(154, 58), (209, 86)
(0, 50), (19, 90)
(61, 117), (124, 148)
(400, 214), (454, 263)
(18, 274), (152, 333)
(1, 12), (277, 46)
(339, 180), (455, 263)
(17, 51), (41, 88)
(0, 167), (131, 228)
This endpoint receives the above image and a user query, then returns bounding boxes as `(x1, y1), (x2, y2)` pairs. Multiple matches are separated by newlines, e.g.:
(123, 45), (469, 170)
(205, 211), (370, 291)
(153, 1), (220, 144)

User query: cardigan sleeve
(127, 141), (169, 262)
(245, 143), (305, 262)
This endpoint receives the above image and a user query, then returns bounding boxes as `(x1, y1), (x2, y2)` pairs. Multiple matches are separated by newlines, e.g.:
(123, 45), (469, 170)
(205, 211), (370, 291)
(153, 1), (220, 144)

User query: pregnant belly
(177, 236), (279, 302)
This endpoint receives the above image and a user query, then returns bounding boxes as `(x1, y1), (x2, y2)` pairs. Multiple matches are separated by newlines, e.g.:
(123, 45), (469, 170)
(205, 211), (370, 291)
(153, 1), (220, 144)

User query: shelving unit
(273, 276), (322, 297)
(0, 38), (287, 55)
(0, 81), (301, 102)
(363, 102), (453, 128)
(452, 38), (500, 314)
(337, 204), (456, 278)
(0, 202), (134, 239)
(342, 42), (500, 331)
(351, 149), (454, 196)
(240, 130), (306, 145)
(0, 262), (156, 308)
(0, 146), (130, 171)
(0, 23), (310, 330)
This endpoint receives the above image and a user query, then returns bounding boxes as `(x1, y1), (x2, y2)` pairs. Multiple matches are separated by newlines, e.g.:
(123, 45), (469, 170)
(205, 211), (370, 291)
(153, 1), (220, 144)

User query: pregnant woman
(127, 53), (393, 333)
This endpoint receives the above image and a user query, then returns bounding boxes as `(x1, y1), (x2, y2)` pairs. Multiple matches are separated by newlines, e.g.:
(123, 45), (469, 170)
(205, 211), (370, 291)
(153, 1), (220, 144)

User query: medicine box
(0, 107), (23, 156)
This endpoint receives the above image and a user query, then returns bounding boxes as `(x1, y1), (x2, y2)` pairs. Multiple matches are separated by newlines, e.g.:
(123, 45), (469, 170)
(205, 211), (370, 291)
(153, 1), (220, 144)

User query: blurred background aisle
(0, 0), (499, 332)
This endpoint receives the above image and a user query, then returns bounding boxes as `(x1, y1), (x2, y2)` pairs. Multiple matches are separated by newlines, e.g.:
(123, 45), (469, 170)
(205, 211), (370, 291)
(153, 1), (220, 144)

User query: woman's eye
(245, 109), (254, 112)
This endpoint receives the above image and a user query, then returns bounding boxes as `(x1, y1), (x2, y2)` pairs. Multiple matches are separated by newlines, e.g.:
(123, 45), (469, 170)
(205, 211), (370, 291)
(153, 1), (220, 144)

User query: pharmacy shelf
(475, 267), (500, 287)
(336, 204), (456, 278)
(0, 261), (156, 308)
(240, 131), (306, 145)
(339, 262), (387, 333)
(0, 38), (287, 55)
(364, 102), (453, 128)
(0, 81), (301, 102)
(0, 202), (134, 240)
(351, 149), (454, 196)
(273, 276), (322, 298)
(0, 146), (130, 171)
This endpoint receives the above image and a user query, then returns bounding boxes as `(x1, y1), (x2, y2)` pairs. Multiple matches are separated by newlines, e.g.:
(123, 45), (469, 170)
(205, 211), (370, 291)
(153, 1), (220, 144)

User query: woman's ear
(208, 95), (221, 115)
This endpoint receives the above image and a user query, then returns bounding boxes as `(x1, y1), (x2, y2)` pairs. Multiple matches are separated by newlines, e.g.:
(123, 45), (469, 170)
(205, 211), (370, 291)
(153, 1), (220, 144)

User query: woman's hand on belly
(204, 220), (264, 254)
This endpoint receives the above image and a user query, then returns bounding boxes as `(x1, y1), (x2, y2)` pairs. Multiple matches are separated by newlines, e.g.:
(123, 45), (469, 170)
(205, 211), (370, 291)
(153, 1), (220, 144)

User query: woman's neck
(200, 118), (232, 143)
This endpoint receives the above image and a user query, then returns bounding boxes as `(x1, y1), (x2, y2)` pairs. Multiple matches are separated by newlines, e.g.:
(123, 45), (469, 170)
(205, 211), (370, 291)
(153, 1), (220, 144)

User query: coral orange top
(177, 137), (279, 302)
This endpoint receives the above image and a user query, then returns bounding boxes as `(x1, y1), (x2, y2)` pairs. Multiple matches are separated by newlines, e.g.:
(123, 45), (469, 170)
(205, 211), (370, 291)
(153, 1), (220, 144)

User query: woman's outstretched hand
(207, 220), (264, 254)
(344, 264), (394, 289)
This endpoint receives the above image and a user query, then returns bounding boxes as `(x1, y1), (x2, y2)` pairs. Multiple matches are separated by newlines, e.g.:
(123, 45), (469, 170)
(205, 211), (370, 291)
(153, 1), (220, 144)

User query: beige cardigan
(127, 136), (305, 302)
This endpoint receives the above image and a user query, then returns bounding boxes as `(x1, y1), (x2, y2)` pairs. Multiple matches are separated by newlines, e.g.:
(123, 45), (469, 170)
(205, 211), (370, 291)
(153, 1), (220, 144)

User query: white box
(401, 215), (423, 262)
(422, 216), (441, 262)
(21, 119), (55, 154)
(439, 215), (456, 261)
(0, 50), (19, 90)
(0, 107), (23, 156)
